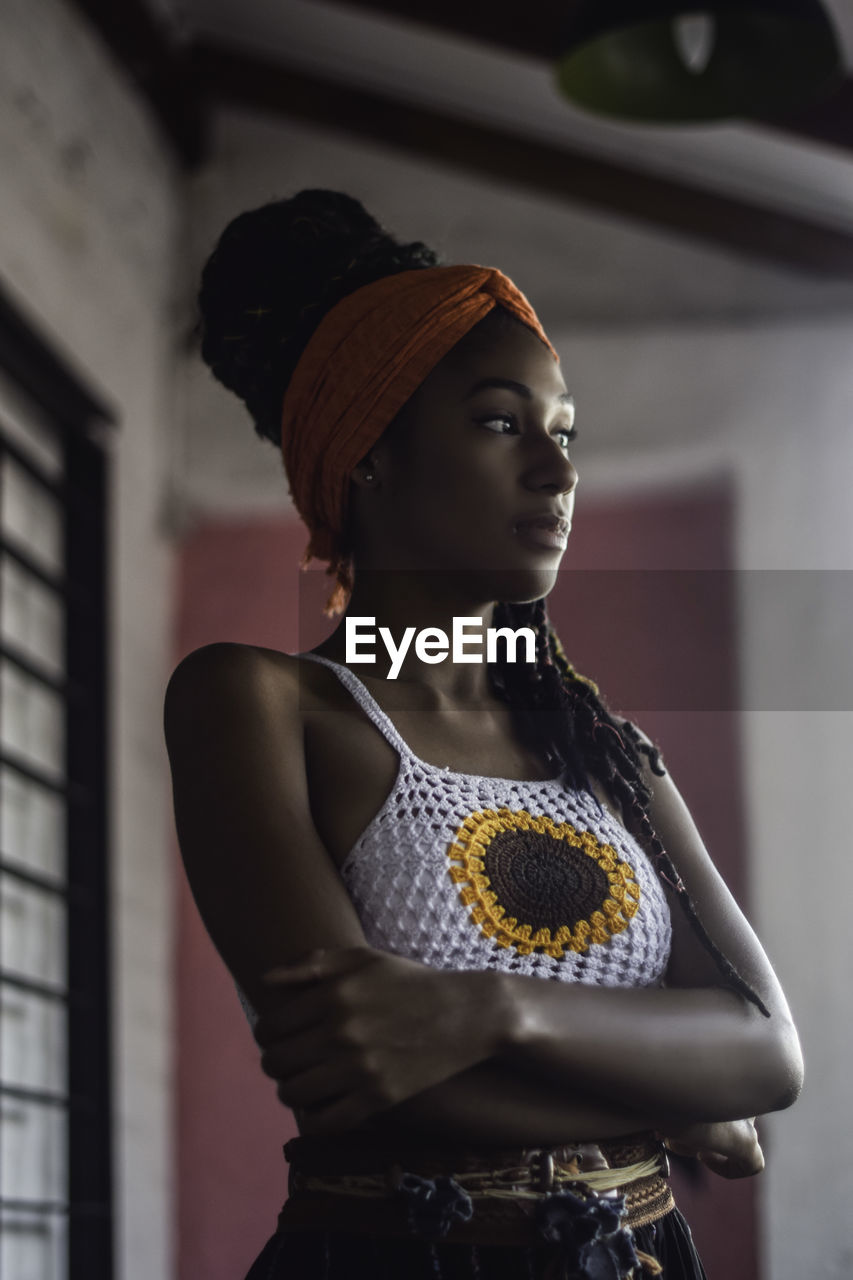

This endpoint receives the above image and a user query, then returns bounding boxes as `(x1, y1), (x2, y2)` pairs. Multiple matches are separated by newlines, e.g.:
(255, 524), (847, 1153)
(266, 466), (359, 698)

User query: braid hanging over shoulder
(488, 598), (771, 1019)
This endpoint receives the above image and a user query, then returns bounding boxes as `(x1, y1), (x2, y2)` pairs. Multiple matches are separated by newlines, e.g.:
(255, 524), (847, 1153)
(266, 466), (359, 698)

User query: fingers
(268, 1060), (393, 1134)
(271, 1060), (349, 1110)
(259, 1026), (331, 1083)
(663, 1119), (765, 1180)
(261, 946), (376, 986)
(299, 1093), (385, 1136)
(663, 1139), (698, 1159)
(253, 986), (331, 1046)
(721, 1120), (764, 1177)
(253, 951), (377, 1044)
(696, 1120), (765, 1179)
(699, 1146), (765, 1179)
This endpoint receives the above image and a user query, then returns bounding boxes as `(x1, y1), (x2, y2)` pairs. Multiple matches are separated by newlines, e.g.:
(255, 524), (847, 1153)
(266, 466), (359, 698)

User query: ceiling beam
(332, 0), (853, 155)
(190, 41), (853, 278)
(69, 0), (209, 167)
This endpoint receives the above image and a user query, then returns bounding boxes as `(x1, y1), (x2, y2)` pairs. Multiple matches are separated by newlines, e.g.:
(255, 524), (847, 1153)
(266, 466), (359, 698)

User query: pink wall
(172, 520), (305, 1280)
(172, 481), (756, 1279)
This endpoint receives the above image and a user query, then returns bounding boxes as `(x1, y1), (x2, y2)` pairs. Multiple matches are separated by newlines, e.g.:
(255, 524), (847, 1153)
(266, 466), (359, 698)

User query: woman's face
(350, 309), (578, 605)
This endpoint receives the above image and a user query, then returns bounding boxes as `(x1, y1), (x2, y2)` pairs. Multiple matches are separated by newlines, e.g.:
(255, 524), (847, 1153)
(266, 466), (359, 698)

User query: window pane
(0, 1097), (67, 1202)
(0, 295), (105, 1280)
(0, 661), (65, 779)
(0, 769), (65, 880)
(0, 875), (67, 988)
(0, 1208), (67, 1280)
(1, 556), (65, 677)
(0, 368), (64, 480)
(0, 457), (63, 575)
(0, 986), (66, 1093)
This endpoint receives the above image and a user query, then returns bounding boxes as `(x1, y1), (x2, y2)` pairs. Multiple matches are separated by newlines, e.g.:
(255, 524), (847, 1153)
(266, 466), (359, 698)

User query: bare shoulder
(163, 641), (366, 1007)
(163, 641), (341, 746)
(165, 640), (303, 710)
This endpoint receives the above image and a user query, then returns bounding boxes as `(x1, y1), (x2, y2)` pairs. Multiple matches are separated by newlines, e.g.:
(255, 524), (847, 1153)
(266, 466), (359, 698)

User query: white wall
(0, 2), (181, 1277)
(552, 320), (853, 1280)
(735, 326), (853, 1280)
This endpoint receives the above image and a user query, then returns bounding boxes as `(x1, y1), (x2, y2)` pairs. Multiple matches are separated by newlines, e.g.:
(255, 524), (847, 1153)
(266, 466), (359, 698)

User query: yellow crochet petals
(447, 809), (640, 959)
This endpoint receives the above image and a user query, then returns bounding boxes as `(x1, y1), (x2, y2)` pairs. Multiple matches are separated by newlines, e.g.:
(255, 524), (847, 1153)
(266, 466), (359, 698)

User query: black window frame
(0, 280), (116, 1278)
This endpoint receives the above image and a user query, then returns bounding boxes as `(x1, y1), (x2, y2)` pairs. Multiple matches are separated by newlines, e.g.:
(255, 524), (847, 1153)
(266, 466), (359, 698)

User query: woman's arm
(256, 748), (802, 1133)
(372, 1068), (765, 1179)
(166, 645), (800, 1138)
(165, 644), (509, 1105)
(164, 644), (367, 1009)
(166, 643), (658, 1144)
(257, 939), (796, 1135)
(490, 749), (803, 1124)
(367, 1059), (653, 1146)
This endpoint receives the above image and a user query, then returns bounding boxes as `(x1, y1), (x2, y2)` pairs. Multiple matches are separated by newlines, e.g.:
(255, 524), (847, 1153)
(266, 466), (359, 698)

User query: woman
(164, 190), (803, 1279)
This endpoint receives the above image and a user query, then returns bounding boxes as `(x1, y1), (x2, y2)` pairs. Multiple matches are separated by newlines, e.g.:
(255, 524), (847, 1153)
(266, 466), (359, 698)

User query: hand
(252, 947), (503, 1134)
(662, 1118), (765, 1179)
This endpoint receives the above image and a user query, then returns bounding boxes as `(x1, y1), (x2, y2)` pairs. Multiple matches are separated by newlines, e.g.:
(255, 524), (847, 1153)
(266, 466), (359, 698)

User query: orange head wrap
(281, 263), (558, 615)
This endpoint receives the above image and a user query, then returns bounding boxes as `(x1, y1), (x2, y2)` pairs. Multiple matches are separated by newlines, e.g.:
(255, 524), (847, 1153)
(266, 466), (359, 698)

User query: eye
(477, 413), (518, 434)
(554, 426), (578, 450)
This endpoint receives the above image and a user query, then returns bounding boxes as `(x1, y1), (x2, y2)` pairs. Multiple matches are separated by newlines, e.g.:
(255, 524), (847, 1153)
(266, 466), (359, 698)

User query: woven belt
(279, 1133), (675, 1245)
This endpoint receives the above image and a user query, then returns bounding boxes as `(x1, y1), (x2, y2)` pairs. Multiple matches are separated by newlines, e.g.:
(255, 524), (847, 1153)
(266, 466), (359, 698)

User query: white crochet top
(295, 652), (672, 991)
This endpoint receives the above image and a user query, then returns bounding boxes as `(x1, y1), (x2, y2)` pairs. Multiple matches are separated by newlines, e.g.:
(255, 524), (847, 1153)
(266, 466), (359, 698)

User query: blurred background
(1, 1), (852, 1277)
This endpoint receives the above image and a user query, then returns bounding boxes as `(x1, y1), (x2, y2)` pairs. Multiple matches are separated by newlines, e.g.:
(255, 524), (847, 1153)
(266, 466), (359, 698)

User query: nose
(522, 434), (578, 498)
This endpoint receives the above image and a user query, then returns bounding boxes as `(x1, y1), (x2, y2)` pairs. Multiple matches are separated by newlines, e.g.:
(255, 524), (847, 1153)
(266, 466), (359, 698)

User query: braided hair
(197, 189), (770, 1019)
(489, 598), (769, 1017)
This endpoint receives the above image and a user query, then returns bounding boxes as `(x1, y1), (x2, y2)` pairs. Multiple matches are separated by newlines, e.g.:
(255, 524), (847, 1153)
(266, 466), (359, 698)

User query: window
(0, 285), (114, 1279)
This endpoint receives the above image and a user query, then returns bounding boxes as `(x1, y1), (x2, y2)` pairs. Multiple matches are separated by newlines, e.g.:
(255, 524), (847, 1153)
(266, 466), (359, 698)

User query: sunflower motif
(446, 808), (640, 958)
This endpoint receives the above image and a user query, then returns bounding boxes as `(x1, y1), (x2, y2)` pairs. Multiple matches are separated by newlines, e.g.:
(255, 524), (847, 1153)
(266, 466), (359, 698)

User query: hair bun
(197, 189), (439, 446)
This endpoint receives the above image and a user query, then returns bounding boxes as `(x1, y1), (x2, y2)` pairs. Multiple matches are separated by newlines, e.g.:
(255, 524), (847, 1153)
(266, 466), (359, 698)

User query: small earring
(364, 471), (375, 482)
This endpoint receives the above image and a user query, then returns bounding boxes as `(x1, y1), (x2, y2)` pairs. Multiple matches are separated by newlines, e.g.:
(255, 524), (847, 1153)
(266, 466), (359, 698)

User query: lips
(513, 514), (570, 550)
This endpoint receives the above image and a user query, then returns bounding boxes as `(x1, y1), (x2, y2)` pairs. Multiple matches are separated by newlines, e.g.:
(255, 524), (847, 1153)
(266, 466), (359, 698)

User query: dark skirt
(243, 1207), (707, 1280)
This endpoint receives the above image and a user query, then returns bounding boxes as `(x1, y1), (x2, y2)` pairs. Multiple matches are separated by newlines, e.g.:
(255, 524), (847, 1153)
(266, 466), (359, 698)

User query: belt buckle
(529, 1148), (556, 1194)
